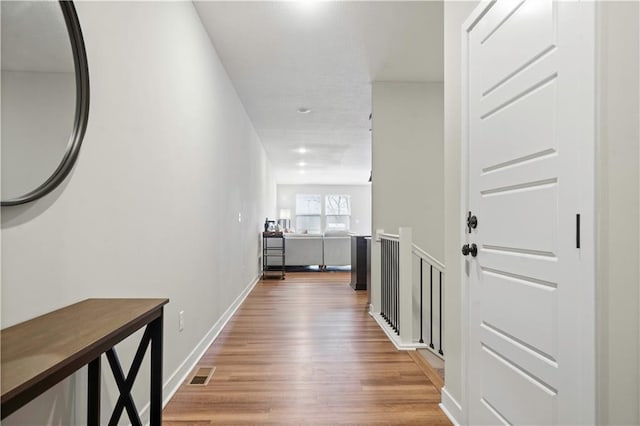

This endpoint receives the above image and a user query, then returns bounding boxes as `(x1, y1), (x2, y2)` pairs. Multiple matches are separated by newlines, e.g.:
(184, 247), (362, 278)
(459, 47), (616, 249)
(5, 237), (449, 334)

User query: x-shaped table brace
(87, 314), (163, 425)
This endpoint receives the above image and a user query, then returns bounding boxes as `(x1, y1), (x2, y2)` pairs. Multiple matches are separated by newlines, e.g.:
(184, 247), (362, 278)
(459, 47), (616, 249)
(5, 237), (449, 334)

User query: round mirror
(1, 0), (89, 206)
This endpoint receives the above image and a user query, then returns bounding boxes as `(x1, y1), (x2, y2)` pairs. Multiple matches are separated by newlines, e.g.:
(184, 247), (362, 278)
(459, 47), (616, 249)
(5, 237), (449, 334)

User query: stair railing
(373, 227), (445, 359)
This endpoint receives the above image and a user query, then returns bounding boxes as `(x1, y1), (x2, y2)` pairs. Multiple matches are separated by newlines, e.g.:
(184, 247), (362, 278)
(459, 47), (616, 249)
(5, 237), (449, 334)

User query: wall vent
(188, 366), (215, 386)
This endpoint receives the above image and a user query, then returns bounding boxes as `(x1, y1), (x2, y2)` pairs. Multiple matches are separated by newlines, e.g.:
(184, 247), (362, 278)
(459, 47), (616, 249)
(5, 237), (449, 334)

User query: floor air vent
(188, 366), (215, 386)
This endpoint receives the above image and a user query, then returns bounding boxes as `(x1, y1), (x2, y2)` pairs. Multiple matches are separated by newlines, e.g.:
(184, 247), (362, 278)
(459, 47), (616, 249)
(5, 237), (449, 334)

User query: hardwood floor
(163, 272), (451, 424)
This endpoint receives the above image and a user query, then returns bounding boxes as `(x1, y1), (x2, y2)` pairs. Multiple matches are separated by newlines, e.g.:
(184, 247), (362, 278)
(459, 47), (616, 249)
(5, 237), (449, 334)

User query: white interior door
(463, 1), (595, 424)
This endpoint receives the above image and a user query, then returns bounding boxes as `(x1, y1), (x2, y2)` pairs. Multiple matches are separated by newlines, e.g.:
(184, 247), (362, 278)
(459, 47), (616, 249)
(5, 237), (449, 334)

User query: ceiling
(194, 1), (443, 185)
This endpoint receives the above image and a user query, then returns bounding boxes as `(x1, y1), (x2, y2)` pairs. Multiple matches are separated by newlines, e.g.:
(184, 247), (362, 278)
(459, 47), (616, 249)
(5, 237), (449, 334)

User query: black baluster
(388, 240), (392, 327)
(386, 240), (390, 324)
(394, 241), (400, 334)
(393, 240), (397, 333)
(381, 240), (386, 320)
(387, 240), (390, 325)
(392, 240), (395, 332)
(439, 270), (444, 356)
(429, 265), (434, 350)
(382, 240), (389, 320)
(389, 241), (396, 330)
(389, 240), (393, 329)
(384, 240), (388, 320)
(388, 240), (391, 326)
(419, 259), (424, 344)
(381, 240), (384, 318)
(386, 240), (390, 322)
(385, 240), (390, 323)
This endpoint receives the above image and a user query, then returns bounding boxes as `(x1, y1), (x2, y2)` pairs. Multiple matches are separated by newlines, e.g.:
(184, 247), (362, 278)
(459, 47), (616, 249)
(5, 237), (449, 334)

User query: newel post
(399, 227), (413, 345)
(371, 229), (384, 316)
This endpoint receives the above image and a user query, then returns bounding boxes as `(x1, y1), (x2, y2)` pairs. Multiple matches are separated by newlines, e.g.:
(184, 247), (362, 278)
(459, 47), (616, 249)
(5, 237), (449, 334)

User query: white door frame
(459, 1), (597, 424)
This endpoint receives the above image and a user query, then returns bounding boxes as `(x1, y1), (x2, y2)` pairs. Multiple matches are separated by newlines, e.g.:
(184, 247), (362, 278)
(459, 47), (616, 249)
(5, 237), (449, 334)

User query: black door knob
(461, 243), (478, 257)
(467, 211), (478, 233)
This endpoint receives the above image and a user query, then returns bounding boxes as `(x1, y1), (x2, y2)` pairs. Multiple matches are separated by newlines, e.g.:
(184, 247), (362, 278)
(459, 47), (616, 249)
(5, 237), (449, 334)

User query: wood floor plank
(163, 272), (451, 424)
(408, 351), (446, 391)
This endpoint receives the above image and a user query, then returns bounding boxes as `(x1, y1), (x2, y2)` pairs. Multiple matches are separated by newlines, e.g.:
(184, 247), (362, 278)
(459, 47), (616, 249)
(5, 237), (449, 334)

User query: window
(295, 194), (321, 233)
(325, 195), (351, 231)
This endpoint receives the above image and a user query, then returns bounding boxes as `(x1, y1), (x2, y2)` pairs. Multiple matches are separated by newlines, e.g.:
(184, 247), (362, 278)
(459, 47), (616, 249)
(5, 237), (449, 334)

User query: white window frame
(295, 194), (322, 233)
(325, 194), (351, 232)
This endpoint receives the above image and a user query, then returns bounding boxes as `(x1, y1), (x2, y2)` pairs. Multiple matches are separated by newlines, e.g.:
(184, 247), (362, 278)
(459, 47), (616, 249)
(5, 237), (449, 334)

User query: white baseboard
(139, 274), (260, 424)
(368, 311), (428, 351)
(440, 386), (463, 426)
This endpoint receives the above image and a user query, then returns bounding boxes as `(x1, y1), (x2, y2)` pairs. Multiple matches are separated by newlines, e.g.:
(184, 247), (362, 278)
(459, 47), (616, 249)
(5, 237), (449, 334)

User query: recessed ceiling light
(295, 0), (320, 13)
(298, 161), (307, 167)
(295, 147), (308, 154)
(298, 169), (306, 175)
(297, 107), (311, 114)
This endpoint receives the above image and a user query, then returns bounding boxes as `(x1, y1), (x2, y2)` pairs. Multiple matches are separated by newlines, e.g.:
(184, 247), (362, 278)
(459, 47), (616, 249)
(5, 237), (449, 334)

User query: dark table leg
(149, 309), (164, 425)
(87, 356), (101, 426)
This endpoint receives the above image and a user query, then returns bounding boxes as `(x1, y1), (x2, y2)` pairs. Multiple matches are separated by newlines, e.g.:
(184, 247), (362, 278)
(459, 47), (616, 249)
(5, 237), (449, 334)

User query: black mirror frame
(1, 0), (90, 207)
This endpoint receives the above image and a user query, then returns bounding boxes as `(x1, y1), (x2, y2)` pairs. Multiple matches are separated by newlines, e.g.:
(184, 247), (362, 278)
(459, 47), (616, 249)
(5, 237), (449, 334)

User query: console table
(1, 298), (169, 425)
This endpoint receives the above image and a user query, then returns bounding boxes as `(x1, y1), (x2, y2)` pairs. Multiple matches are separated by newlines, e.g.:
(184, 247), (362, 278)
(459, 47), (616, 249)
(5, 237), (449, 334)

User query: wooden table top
(1, 298), (168, 411)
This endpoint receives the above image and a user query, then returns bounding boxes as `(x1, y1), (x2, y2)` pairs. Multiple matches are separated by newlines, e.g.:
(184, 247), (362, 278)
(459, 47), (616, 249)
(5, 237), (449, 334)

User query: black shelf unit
(350, 235), (369, 290)
(262, 232), (285, 280)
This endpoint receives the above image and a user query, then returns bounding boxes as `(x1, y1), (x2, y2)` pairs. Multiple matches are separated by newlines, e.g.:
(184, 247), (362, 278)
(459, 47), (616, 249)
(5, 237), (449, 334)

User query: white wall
(370, 81), (444, 352)
(596, 2), (640, 424)
(443, 1), (479, 414)
(371, 82), (444, 260)
(1, 71), (75, 198)
(277, 184), (371, 235)
(1, 2), (276, 424)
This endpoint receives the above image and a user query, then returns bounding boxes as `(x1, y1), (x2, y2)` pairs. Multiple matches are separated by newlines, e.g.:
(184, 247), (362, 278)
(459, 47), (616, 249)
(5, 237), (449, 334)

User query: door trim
(459, 1), (597, 423)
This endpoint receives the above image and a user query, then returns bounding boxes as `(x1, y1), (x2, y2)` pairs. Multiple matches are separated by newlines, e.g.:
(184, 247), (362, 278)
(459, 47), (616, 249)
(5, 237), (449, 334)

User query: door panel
(480, 182), (558, 254)
(481, 269), (557, 359)
(480, 344), (556, 425)
(477, 73), (557, 172)
(480, 155), (559, 199)
(479, 249), (560, 286)
(480, 324), (558, 390)
(472, 0), (555, 96)
(465, 0), (595, 424)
